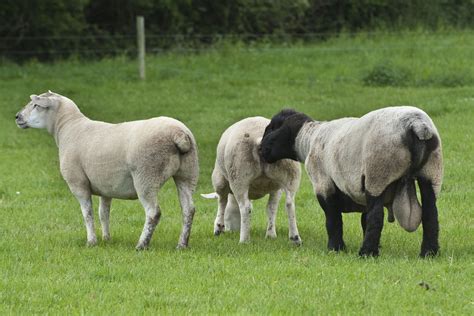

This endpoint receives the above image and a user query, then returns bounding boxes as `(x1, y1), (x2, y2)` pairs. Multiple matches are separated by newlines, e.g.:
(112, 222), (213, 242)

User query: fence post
(136, 16), (145, 80)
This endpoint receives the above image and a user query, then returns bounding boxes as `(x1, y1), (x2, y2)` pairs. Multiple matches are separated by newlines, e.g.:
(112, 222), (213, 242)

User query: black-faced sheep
(15, 91), (199, 250)
(205, 117), (302, 244)
(260, 107), (443, 257)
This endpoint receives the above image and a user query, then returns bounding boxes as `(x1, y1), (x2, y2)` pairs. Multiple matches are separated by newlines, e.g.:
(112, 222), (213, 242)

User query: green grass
(1, 31), (473, 314)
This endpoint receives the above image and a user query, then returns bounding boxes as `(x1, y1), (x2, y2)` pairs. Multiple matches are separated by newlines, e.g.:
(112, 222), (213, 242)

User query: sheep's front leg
(213, 193), (228, 235)
(136, 195), (161, 250)
(76, 196), (97, 246)
(234, 191), (252, 243)
(175, 180), (196, 249)
(285, 190), (302, 245)
(418, 178), (439, 257)
(99, 197), (112, 241)
(359, 194), (384, 257)
(317, 194), (345, 251)
(265, 190), (281, 239)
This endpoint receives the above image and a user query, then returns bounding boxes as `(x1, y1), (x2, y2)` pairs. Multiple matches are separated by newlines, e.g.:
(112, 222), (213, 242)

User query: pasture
(1, 31), (473, 314)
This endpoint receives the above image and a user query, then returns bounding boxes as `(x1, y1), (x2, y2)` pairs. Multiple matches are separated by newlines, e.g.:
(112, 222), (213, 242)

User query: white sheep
(15, 91), (199, 250)
(204, 116), (302, 244)
(260, 107), (443, 257)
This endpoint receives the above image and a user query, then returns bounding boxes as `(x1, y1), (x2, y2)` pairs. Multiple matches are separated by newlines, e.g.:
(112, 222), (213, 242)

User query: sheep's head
(15, 91), (60, 129)
(260, 109), (312, 163)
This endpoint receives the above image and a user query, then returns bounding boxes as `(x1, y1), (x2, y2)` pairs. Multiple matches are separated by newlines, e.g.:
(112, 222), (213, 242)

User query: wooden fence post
(136, 16), (145, 80)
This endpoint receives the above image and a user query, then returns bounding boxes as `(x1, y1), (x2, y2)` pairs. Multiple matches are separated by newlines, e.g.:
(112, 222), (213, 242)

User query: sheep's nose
(15, 114), (19, 119)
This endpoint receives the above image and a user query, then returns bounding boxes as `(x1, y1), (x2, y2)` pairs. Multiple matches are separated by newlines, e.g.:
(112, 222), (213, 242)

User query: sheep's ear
(30, 94), (54, 108)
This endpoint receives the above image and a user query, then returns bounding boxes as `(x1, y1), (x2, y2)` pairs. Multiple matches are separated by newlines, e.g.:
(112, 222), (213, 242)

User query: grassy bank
(0, 31), (473, 314)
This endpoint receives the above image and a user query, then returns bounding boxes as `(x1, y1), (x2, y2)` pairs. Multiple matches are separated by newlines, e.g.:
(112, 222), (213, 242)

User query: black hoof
(290, 235), (302, 246)
(358, 247), (379, 257)
(420, 247), (439, 258)
(328, 240), (346, 252)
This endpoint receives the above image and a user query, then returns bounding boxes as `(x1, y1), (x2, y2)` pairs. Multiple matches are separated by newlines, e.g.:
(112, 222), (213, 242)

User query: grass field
(1, 31), (473, 314)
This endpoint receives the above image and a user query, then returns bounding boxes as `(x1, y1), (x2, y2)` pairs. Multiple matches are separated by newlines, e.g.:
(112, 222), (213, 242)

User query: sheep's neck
(50, 105), (88, 147)
(295, 121), (320, 162)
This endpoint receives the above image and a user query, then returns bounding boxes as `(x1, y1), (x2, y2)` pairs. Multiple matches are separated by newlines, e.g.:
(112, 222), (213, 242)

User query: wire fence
(1, 29), (473, 59)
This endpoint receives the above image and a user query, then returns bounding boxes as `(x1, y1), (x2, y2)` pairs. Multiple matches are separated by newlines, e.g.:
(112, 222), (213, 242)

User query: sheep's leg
(359, 194), (384, 257)
(224, 194), (241, 231)
(99, 196), (112, 241)
(233, 191), (252, 243)
(285, 190), (302, 245)
(136, 194), (161, 250)
(317, 194), (345, 251)
(175, 180), (196, 249)
(76, 196), (97, 246)
(418, 178), (439, 257)
(265, 190), (281, 239)
(213, 193), (228, 236)
(361, 212), (367, 237)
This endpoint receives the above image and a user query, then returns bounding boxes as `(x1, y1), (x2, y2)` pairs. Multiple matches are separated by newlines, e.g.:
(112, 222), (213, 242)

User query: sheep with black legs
(204, 116), (302, 244)
(260, 107), (443, 257)
(15, 91), (199, 250)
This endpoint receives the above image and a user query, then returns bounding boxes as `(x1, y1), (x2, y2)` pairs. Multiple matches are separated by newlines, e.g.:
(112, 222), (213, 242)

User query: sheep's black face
(260, 125), (298, 163)
(260, 109), (313, 163)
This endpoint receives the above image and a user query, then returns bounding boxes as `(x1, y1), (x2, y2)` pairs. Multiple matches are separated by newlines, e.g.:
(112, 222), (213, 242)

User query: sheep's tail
(392, 178), (422, 232)
(392, 116), (440, 232)
(408, 118), (439, 171)
(173, 130), (193, 154)
(201, 192), (219, 199)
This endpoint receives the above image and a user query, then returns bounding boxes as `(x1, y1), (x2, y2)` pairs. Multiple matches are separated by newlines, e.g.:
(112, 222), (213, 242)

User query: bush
(362, 61), (412, 87)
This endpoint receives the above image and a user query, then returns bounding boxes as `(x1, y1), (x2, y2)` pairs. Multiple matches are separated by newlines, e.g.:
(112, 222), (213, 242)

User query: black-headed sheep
(260, 107), (443, 257)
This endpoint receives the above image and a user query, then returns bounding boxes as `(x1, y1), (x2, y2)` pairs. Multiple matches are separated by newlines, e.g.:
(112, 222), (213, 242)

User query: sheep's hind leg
(213, 193), (228, 236)
(76, 195), (97, 246)
(265, 190), (281, 239)
(136, 193), (161, 250)
(359, 194), (384, 257)
(361, 213), (367, 237)
(174, 178), (196, 249)
(233, 190), (252, 243)
(285, 189), (302, 245)
(418, 178), (439, 257)
(317, 194), (345, 251)
(99, 196), (112, 241)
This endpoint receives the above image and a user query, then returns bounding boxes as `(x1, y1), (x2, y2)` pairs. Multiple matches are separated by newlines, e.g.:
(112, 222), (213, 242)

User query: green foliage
(363, 61), (412, 87)
(2, 0), (474, 61)
(1, 32), (474, 314)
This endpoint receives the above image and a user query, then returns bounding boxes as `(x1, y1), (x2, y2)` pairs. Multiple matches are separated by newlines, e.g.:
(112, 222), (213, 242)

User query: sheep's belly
(89, 173), (138, 199)
(248, 176), (280, 200)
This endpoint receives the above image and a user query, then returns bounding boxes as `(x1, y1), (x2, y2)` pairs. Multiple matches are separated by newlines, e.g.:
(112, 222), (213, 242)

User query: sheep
(260, 107), (443, 257)
(15, 91), (199, 250)
(204, 116), (302, 244)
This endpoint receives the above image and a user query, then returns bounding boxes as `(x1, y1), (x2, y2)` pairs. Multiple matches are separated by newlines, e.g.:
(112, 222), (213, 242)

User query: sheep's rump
(313, 106), (442, 231)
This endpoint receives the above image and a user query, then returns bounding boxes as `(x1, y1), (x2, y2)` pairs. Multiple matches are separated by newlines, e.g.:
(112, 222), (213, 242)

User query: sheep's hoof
(328, 240), (346, 252)
(239, 239), (251, 244)
(86, 238), (98, 247)
(419, 247), (439, 258)
(290, 235), (302, 246)
(265, 231), (277, 239)
(135, 244), (149, 251)
(214, 224), (225, 236)
(102, 235), (111, 242)
(358, 247), (379, 257)
(176, 243), (188, 250)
